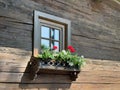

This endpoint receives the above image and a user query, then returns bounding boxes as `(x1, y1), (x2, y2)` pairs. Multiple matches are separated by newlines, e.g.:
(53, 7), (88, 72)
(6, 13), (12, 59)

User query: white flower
(62, 50), (67, 55)
(81, 55), (84, 58)
(53, 53), (58, 57)
(69, 62), (74, 66)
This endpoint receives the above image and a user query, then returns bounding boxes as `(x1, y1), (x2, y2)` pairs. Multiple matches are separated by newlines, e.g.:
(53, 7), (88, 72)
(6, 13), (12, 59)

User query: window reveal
(34, 10), (71, 56)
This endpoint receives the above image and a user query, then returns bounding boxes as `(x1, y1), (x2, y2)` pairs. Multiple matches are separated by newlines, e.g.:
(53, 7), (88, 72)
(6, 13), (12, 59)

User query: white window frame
(33, 10), (71, 56)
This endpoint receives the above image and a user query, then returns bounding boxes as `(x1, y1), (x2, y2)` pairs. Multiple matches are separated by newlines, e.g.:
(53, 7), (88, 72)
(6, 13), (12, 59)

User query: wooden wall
(0, 0), (120, 90)
(0, 53), (120, 90)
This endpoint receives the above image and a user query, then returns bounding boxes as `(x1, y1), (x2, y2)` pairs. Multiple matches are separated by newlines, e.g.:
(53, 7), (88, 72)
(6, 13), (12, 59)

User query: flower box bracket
(28, 57), (80, 81)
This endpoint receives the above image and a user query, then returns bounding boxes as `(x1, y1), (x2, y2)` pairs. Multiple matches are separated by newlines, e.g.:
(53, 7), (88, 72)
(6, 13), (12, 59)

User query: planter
(28, 56), (80, 81)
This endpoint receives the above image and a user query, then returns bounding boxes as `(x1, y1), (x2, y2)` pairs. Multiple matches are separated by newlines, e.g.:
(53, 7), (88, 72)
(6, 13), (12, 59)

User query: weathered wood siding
(0, 0), (120, 90)
(0, 0), (120, 60)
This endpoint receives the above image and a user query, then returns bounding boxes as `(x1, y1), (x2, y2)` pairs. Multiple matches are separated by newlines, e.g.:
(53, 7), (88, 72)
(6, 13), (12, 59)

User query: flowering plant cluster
(37, 45), (85, 69)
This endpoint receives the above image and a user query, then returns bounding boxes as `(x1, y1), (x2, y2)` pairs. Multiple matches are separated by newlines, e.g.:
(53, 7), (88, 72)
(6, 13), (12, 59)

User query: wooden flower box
(28, 56), (80, 81)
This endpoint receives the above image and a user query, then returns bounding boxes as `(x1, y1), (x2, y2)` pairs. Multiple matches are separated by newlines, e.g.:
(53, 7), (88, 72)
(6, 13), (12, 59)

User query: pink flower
(53, 46), (58, 50)
(67, 45), (75, 53)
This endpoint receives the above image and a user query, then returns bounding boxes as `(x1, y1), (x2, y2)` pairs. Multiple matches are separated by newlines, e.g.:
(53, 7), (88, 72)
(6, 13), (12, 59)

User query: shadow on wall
(19, 57), (72, 90)
(19, 83), (71, 90)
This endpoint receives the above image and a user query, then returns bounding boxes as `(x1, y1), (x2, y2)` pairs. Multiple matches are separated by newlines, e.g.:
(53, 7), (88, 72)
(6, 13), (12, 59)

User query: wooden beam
(0, 71), (120, 84)
(0, 83), (120, 90)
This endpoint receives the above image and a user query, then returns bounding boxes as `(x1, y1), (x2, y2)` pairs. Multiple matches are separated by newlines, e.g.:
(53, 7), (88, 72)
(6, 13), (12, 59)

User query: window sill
(28, 57), (80, 81)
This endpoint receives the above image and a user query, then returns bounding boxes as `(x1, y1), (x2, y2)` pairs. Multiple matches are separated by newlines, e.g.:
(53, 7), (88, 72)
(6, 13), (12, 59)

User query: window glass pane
(51, 41), (59, 51)
(41, 39), (50, 48)
(41, 26), (50, 38)
(51, 29), (59, 40)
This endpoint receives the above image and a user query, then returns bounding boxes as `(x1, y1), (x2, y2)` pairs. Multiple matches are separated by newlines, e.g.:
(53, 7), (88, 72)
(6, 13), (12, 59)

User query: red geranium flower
(67, 45), (75, 53)
(67, 46), (73, 49)
(53, 46), (58, 50)
(70, 48), (75, 52)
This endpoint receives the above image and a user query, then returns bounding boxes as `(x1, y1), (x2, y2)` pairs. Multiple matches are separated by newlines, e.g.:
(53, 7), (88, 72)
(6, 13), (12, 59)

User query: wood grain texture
(0, 83), (120, 90)
(0, 71), (120, 84)
(0, 0), (120, 60)
(0, 0), (120, 90)
(0, 55), (120, 90)
(0, 52), (120, 72)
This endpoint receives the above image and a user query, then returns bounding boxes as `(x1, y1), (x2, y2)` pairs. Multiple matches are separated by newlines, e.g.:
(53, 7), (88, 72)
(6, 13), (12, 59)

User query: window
(33, 10), (71, 56)
(40, 19), (64, 52)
